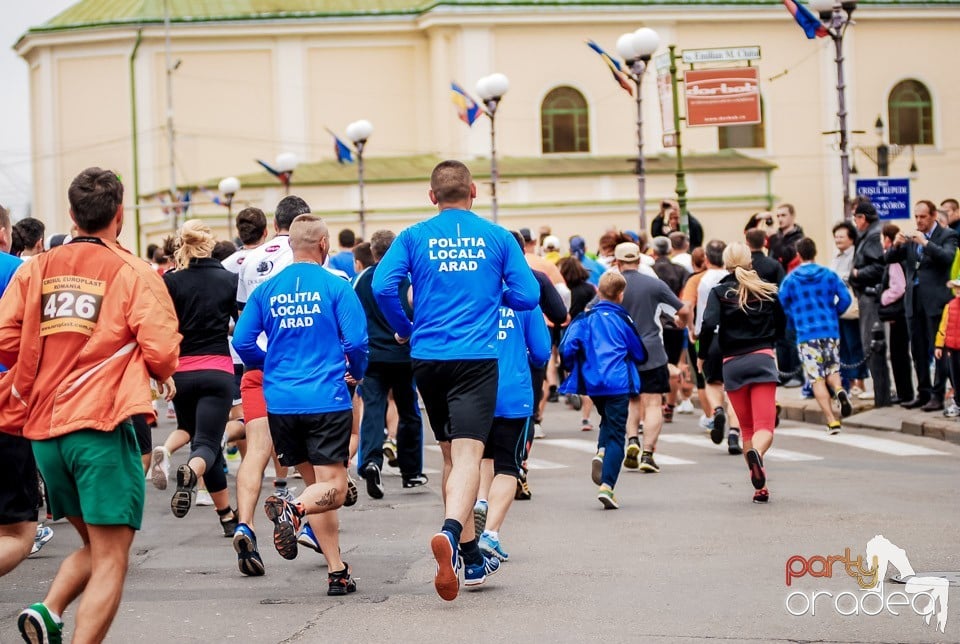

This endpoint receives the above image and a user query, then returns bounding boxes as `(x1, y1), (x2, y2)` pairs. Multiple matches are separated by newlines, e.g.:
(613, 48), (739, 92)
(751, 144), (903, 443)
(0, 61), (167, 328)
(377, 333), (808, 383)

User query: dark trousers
(172, 369), (233, 494)
(593, 395), (629, 489)
(838, 318), (868, 384)
(947, 349), (960, 407)
(887, 315), (914, 402)
(907, 299), (947, 402)
(359, 362), (424, 477)
(776, 320), (801, 383)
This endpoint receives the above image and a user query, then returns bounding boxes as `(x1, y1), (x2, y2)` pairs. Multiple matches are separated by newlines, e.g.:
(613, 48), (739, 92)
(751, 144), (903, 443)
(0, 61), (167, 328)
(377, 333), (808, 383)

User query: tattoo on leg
(314, 488), (338, 509)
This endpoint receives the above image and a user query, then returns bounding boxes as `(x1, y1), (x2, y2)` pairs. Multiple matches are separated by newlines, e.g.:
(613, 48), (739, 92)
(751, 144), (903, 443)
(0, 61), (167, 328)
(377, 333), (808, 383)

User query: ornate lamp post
(851, 116), (918, 179)
(616, 27), (660, 232)
(345, 119), (373, 239)
(217, 176), (240, 236)
(810, 0), (857, 218)
(476, 73), (510, 224)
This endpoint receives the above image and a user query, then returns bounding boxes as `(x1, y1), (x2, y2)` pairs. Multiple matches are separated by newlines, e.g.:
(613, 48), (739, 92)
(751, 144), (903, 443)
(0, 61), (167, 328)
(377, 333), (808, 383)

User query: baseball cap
(854, 201), (877, 219)
(519, 227), (533, 243)
(543, 235), (560, 251)
(614, 242), (641, 262)
(947, 278), (960, 289)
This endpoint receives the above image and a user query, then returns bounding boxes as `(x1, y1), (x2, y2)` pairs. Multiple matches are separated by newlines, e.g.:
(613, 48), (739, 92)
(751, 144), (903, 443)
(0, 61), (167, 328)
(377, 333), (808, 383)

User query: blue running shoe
(478, 531), (509, 562)
(30, 525), (53, 556)
(464, 553), (500, 587)
(233, 523), (265, 577)
(429, 530), (461, 601)
(296, 523), (323, 555)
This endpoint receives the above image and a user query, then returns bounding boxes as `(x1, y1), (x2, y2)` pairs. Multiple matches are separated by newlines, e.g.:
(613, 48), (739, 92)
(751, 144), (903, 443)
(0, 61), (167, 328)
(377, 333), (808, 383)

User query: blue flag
(783, 0), (828, 39)
(327, 129), (354, 164)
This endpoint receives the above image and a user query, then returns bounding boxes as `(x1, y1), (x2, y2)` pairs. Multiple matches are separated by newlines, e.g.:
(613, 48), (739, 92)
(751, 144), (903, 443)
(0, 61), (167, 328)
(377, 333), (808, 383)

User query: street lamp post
(274, 152), (298, 195)
(810, 0), (857, 219)
(616, 27), (660, 233)
(346, 119), (373, 239)
(851, 116), (918, 180)
(218, 176), (240, 238)
(476, 73), (510, 224)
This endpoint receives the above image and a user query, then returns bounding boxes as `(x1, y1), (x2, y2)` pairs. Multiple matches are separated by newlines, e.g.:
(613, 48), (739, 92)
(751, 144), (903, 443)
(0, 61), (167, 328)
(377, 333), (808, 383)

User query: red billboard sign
(683, 67), (761, 127)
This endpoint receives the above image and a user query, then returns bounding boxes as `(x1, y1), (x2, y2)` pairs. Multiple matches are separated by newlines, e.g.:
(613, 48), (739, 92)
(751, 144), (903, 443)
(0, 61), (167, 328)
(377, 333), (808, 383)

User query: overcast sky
(0, 1), (76, 220)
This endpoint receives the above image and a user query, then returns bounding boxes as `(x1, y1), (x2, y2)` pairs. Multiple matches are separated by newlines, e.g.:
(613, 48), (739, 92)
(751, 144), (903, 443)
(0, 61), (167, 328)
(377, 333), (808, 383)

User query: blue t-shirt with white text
(372, 208), (539, 360)
(233, 263), (368, 414)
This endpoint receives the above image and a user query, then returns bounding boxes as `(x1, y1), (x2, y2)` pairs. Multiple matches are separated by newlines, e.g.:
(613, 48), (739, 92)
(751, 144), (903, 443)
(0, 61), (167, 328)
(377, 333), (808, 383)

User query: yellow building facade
(15, 1), (960, 255)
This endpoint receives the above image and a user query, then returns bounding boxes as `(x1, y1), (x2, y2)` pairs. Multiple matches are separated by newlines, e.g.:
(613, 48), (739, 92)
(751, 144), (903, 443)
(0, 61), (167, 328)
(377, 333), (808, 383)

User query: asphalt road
(2, 400), (959, 643)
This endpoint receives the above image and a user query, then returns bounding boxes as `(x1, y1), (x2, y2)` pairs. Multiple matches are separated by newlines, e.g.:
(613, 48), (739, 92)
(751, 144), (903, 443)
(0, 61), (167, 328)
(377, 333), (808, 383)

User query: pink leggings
(726, 382), (777, 442)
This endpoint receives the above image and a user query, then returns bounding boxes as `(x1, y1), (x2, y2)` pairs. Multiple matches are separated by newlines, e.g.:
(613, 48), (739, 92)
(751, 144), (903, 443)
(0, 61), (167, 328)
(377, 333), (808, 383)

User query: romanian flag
(586, 40), (633, 97)
(451, 82), (482, 126)
(326, 129), (354, 164)
(783, 0), (829, 39)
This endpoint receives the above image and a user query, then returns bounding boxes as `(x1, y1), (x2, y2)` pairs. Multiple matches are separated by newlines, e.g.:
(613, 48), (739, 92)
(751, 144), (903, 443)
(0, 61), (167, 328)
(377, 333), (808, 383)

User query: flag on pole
(782, 0), (829, 38)
(586, 40), (634, 96)
(450, 82), (482, 126)
(256, 159), (281, 178)
(325, 128), (354, 164)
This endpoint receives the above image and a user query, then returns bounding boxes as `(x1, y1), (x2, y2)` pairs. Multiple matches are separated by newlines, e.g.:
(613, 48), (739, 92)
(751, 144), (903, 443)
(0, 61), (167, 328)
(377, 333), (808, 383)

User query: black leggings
(172, 369), (233, 494)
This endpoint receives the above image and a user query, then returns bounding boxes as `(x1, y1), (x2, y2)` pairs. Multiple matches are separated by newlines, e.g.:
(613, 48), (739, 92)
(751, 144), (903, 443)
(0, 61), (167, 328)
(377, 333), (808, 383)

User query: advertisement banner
(684, 67), (761, 127)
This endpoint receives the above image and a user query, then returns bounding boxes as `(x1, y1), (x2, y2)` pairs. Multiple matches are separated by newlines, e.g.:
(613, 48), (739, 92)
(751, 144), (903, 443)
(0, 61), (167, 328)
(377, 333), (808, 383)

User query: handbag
(840, 282), (859, 320)
(877, 266), (904, 322)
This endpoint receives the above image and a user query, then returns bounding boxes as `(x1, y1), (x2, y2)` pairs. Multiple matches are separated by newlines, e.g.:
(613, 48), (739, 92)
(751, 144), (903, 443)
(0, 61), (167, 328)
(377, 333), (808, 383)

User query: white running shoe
(676, 399), (695, 414)
(944, 403), (960, 418)
(533, 423), (545, 439)
(196, 489), (214, 506)
(150, 446), (171, 490)
(30, 525), (53, 555)
(698, 414), (715, 431)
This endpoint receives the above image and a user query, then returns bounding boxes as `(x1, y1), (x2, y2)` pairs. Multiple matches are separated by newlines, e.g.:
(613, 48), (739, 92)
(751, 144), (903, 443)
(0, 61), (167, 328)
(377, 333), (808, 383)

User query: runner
(354, 230), (427, 497)
(0, 202), (39, 578)
(163, 219), (239, 536)
(698, 242), (784, 503)
(230, 196), (304, 576)
(612, 242), (691, 474)
(372, 160), (539, 601)
(475, 300), (550, 559)
(0, 168), (180, 642)
(559, 272), (646, 509)
(233, 214), (368, 596)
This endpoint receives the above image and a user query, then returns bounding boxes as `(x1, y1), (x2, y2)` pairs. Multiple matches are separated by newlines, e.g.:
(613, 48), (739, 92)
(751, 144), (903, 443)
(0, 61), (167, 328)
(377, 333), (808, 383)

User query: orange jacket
(0, 238), (181, 440)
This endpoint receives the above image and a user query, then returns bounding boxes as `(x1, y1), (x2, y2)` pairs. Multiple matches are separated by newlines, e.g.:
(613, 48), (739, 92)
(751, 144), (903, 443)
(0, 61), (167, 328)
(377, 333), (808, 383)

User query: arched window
(719, 98), (765, 149)
(888, 80), (934, 145)
(541, 86), (589, 154)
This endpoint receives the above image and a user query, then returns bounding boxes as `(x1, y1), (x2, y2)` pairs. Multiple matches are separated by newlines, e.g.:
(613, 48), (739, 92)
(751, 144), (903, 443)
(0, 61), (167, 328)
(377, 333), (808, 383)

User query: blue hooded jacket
(778, 262), (851, 343)
(495, 306), (552, 418)
(558, 300), (647, 397)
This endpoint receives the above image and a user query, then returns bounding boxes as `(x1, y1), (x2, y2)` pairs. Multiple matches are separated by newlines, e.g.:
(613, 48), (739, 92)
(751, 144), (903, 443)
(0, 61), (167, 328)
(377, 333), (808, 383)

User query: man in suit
(885, 199), (959, 411)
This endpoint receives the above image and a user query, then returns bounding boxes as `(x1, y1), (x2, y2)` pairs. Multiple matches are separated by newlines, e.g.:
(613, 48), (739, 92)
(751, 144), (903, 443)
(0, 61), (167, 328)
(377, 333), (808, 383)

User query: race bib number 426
(40, 276), (105, 337)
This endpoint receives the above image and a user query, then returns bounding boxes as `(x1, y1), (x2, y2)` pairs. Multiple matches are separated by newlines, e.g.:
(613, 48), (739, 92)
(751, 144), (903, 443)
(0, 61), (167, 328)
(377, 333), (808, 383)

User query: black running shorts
(482, 417), (529, 477)
(267, 411), (352, 467)
(0, 433), (40, 525)
(639, 364), (672, 395)
(413, 359), (498, 443)
(131, 414), (152, 456)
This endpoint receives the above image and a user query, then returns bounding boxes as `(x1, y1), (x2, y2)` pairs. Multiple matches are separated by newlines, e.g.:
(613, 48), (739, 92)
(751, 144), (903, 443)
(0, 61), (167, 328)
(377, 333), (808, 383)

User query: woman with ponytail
(698, 242), (785, 503)
(163, 219), (240, 534)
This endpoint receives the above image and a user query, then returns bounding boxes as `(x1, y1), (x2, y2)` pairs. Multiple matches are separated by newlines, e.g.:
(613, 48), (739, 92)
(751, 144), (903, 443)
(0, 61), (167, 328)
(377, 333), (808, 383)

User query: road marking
(423, 445), (566, 470)
(540, 438), (696, 465)
(658, 434), (823, 461)
(777, 428), (949, 456)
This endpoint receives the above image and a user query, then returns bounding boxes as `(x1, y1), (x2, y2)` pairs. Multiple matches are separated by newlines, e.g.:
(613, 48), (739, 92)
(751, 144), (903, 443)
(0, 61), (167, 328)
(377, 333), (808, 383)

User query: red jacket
(0, 239), (180, 440)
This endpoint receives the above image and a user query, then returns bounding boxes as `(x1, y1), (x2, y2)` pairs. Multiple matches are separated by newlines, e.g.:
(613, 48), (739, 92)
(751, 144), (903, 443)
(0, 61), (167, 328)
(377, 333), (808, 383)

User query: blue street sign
(855, 178), (911, 220)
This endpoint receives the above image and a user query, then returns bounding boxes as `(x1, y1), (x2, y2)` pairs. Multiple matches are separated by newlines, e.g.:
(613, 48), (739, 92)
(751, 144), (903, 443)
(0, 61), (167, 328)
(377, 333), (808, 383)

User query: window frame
(887, 79), (934, 146)
(541, 86), (590, 154)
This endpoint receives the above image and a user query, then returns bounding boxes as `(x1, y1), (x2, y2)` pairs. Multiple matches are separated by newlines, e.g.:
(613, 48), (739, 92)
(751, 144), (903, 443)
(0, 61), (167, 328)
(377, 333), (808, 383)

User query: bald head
(429, 160), (476, 207)
(289, 214), (330, 263)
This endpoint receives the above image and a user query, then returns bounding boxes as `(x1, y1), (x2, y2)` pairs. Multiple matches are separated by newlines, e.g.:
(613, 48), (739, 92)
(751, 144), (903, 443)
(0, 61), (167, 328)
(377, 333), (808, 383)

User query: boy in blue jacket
(475, 304), (551, 563)
(559, 272), (647, 509)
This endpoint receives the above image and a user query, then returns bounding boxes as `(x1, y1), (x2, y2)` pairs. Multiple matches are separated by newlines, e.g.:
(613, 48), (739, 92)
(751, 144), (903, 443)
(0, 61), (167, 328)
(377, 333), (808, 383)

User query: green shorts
(31, 422), (145, 530)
